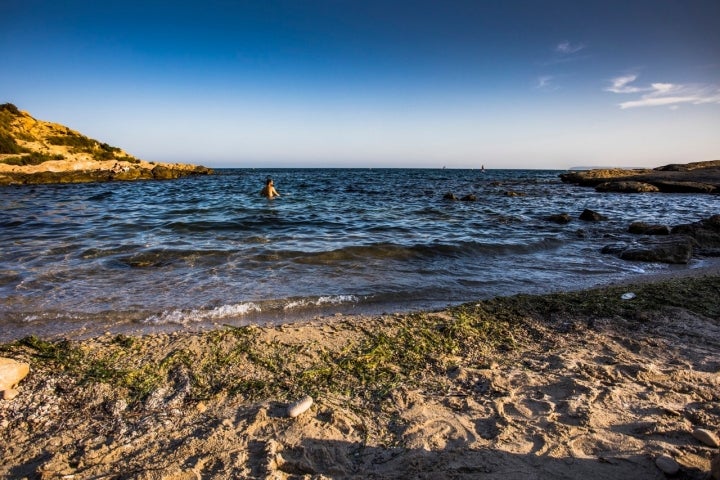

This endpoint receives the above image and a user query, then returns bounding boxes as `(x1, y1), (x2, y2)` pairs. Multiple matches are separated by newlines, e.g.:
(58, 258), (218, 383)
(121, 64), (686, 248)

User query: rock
(460, 194), (477, 202)
(711, 454), (720, 480)
(504, 190), (525, 197)
(671, 215), (720, 254)
(596, 181), (660, 193)
(0, 357), (30, 392)
(287, 395), (313, 418)
(2, 389), (20, 400)
(629, 222), (670, 235)
(443, 192), (458, 200)
(692, 427), (720, 447)
(655, 455), (680, 475)
(579, 209), (608, 221)
(151, 165), (181, 180)
(652, 181), (716, 194)
(619, 236), (695, 264)
(546, 213), (572, 224)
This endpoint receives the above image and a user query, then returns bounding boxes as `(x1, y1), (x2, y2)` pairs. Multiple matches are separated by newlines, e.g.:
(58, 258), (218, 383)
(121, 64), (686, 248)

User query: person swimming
(260, 177), (280, 198)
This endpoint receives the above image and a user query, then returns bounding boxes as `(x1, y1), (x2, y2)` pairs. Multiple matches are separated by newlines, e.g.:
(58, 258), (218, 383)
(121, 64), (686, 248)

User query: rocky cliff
(0, 103), (212, 185)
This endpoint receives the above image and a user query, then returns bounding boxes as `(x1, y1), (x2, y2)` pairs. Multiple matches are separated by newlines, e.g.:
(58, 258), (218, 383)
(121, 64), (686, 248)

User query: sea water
(0, 168), (717, 340)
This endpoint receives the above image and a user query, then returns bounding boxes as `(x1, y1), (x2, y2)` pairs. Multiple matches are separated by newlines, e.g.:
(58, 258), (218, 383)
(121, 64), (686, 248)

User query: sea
(1, 168), (717, 341)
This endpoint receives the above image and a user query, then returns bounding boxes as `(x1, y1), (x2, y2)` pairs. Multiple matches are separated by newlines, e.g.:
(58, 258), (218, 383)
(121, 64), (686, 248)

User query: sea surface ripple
(1, 168), (717, 340)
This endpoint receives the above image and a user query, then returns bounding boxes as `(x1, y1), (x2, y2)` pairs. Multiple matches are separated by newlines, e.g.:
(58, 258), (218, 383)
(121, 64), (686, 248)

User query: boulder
(671, 215), (720, 254)
(596, 181), (660, 193)
(579, 209), (608, 221)
(628, 222), (670, 235)
(0, 357), (30, 392)
(546, 213), (572, 224)
(151, 165), (181, 180)
(504, 190), (525, 197)
(443, 192), (458, 201)
(619, 236), (695, 264)
(460, 194), (477, 202)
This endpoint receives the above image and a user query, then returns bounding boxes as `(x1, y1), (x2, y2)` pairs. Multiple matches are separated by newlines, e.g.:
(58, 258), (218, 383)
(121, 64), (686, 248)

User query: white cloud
(555, 41), (585, 55)
(536, 75), (554, 89)
(606, 74), (720, 109)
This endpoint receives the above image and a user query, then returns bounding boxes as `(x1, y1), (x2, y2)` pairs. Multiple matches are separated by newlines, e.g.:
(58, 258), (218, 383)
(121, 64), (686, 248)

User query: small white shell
(287, 395), (313, 418)
(620, 292), (636, 300)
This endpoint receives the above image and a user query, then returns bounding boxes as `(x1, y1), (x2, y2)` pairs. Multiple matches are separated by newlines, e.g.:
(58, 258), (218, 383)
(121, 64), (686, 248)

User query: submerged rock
(546, 213), (572, 224)
(579, 209), (608, 221)
(628, 222), (670, 235)
(619, 236), (695, 264)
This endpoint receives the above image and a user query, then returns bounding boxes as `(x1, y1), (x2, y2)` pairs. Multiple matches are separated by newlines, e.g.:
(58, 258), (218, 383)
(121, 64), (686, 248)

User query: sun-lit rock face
(0, 103), (212, 185)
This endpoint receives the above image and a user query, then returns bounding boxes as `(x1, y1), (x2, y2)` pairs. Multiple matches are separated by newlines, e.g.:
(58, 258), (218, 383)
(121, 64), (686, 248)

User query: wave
(143, 302), (262, 326)
(274, 238), (565, 264)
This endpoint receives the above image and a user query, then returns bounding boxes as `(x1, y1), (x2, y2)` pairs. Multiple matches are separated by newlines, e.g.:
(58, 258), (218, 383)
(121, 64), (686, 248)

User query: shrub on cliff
(0, 152), (65, 166)
(0, 131), (22, 154)
(0, 103), (20, 115)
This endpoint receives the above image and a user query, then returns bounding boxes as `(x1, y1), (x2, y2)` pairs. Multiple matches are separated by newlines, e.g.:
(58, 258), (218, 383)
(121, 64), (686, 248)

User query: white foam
(284, 295), (358, 310)
(144, 302), (261, 325)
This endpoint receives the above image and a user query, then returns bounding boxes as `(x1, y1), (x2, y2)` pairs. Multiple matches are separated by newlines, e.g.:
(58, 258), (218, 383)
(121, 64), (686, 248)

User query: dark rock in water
(595, 181), (660, 193)
(619, 236), (695, 264)
(628, 222), (670, 235)
(504, 190), (525, 197)
(460, 194), (477, 202)
(579, 209), (608, 221)
(671, 214), (720, 255)
(546, 213), (572, 224)
(652, 180), (715, 194)
(443, 192), (458, 201)
(601, 243), (627, 255)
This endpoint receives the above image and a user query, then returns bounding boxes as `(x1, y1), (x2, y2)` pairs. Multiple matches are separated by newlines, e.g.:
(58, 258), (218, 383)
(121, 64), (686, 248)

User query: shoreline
(2, 268), (719, 478)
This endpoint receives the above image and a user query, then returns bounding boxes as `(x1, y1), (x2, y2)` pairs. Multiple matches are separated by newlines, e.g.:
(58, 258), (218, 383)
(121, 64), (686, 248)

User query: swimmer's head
(266, 177), (273, 186)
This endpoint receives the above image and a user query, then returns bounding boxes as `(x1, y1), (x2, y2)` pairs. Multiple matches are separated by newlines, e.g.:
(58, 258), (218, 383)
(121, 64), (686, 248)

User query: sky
(2, 0), (719, 169)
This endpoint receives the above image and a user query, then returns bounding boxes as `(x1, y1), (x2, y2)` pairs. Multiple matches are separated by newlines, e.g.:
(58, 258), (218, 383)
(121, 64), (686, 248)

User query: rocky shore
(2, 272), (719, 479)
(0, 104), (211, 186)
(559, 160), (720, 194)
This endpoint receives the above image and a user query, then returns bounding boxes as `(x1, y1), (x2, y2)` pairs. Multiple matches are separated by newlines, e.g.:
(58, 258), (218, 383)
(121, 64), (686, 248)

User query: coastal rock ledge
(0, 103), (212, 186)
(560, 160), (720, 194)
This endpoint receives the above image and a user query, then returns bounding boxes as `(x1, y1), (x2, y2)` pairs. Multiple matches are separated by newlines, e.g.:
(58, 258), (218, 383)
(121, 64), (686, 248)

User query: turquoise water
(0, 168), (716, 340)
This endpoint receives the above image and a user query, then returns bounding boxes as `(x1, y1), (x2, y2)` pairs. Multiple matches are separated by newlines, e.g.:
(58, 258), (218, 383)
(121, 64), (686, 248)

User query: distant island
(0, 103), (212, 186)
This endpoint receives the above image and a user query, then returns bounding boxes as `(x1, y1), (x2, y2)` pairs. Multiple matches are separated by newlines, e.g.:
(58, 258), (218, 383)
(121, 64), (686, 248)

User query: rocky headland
(0, 103), (212, 186)
(560, 160), (720, 194)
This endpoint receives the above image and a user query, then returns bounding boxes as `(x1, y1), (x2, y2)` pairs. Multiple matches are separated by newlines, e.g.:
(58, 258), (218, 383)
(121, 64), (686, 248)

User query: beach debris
(287, 395), (313, 418)
(692, 427), (720, 448)
(655, 455), (680, 475)
(0, 357), (30, 400)
(621, 292), (636, 300)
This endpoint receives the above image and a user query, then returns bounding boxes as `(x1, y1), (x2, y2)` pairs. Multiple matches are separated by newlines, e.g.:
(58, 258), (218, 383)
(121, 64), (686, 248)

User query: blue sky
(2, 0), (719, 169)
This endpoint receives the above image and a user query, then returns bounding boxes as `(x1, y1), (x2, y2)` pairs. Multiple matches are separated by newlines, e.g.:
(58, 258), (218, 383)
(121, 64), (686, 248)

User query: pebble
(287, 395), (313, 418)
(692, 428), (720, 447)
(655, 455), (680, 475)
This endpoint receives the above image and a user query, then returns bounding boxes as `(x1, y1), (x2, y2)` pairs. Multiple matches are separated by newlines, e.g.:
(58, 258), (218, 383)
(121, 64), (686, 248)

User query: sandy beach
(1, 268), (719, 479)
